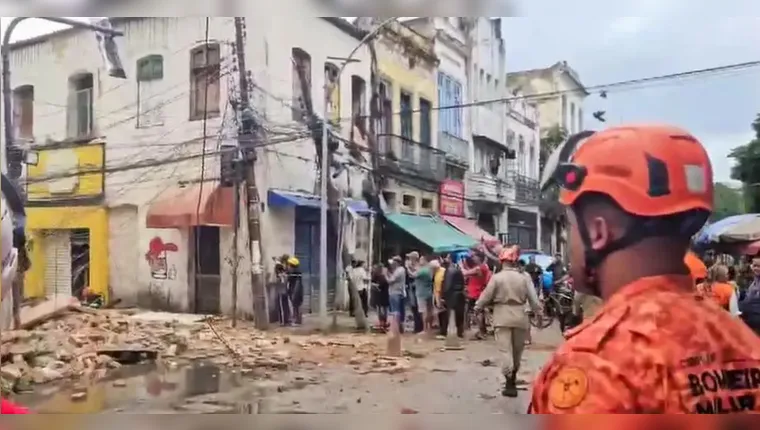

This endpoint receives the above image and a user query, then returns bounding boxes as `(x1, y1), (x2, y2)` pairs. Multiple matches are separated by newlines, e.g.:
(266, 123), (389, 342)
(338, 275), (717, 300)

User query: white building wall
(507, 98), (541, 184)
(509, 67), (587, 136)
(469, 18), (507, 151)
(432, 19), (471, 151)
(7, 17), (372, 316)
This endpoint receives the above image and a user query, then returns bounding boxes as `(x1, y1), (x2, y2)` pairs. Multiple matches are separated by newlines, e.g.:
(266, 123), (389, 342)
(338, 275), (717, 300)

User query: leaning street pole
(233, 17), (268, 329)
(318, 17), (397, 328)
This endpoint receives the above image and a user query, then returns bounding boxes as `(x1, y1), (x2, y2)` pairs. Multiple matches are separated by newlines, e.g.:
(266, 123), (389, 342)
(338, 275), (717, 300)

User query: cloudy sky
(4, 8), (760, 183)
(505, 1), (760, 184)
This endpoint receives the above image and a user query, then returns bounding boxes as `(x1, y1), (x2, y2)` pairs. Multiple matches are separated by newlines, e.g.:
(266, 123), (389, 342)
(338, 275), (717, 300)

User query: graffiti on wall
(145, 237), (178, 280)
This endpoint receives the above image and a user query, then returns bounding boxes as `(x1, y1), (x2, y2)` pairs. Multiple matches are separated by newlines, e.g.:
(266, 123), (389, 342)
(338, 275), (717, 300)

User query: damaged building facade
(6, 17), (373, 317)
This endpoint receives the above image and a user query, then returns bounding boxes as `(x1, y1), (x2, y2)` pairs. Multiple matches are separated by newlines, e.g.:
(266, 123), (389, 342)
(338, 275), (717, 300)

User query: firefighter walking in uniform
(475, 245), (541, 397)
(529, 124), (760, 414)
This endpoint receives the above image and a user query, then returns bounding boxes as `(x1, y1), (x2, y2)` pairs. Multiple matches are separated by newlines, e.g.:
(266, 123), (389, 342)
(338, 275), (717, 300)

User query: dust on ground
(3, 305), (564, 413)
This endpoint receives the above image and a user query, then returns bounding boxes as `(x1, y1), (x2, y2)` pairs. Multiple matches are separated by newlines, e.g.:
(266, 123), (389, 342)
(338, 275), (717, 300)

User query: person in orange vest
(695, 264), (740, 316)
(529, 125), (760, 414)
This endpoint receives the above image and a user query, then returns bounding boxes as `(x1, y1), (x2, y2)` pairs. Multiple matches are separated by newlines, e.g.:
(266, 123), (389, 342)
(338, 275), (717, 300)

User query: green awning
(385, 213), (478, 253)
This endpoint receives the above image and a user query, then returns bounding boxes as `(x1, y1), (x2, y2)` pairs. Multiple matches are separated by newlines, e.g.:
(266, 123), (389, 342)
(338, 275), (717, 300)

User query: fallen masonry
(1, 302), (421, 395)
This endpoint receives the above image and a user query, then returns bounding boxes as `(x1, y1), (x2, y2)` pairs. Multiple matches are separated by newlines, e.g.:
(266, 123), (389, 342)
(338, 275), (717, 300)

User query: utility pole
(233, 17), (268, 329)
(231, 153), (242, 327)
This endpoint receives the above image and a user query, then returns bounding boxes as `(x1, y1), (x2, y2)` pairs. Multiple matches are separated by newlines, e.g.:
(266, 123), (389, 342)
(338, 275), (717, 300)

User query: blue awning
(267, 189), (373, 215)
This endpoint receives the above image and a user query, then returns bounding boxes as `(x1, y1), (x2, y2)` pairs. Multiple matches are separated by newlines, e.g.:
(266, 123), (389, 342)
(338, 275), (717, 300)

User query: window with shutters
(351, 75), (367, 134)
(136, 55), (164, 128)
(67, 73), (94, 138)
(324, 62), (340, 125)
(12, 85), (34, 140)
(292, 48), (312, 122)
(400, 91), (414, 160)
(378, 79), (392, 153)
(518, 135), (526, 176)
(419, 98), (431, 146)
(189, 43), (221, 121)
(437, 72), (463, 138)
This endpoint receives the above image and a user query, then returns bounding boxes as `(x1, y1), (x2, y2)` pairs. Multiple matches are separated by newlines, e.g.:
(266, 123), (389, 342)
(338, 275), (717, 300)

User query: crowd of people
(359, 250), (493, 337)
(690, 252), (760, 334)
(346, 245), (549, 397)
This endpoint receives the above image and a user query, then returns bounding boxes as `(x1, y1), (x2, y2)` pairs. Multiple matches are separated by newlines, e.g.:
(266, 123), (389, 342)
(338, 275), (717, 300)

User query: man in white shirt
(348, 260), (370, 317)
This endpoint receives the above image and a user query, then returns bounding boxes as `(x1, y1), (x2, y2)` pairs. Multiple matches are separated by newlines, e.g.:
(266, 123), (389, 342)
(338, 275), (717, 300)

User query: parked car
(519, 251), (554, 292)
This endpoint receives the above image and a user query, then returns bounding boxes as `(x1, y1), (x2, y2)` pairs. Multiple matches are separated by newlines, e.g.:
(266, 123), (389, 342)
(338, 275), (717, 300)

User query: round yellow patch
(548, 367), (589, 409)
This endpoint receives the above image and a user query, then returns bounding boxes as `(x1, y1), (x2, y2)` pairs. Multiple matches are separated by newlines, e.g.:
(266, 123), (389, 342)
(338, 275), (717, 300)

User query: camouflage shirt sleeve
(531, 351), (640, 413)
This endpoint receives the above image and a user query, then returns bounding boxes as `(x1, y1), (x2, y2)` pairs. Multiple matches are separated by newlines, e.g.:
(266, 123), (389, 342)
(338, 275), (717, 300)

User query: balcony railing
(438, 132), (469, 166)
(377, 133), (445, 182)
(515, 173), (540, 204)
(466, 172), (514, 204)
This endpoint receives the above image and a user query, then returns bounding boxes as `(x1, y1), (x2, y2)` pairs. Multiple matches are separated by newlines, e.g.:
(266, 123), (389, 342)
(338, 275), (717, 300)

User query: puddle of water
(15, 361), (251, 413)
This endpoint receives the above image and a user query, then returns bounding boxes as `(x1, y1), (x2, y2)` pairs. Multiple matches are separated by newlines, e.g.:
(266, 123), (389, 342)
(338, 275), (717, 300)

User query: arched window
(136, 54), (164, 127)
(12, 85), (34, 140)
(292, 48), (312, 121)
(324, 62), (340, 125)
(190, 43), (221, 121)
(67, 73), (94, 138)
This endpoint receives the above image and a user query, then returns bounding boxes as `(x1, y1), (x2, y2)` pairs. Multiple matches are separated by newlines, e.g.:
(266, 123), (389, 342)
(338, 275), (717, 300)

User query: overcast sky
(505, 2), (760, 185)
(4, 10), (760, 183)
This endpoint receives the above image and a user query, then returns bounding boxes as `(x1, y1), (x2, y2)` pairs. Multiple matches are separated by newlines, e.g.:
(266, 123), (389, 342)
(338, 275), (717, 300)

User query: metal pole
(231, 157), (241, 327)
(319, 17), (397, 327)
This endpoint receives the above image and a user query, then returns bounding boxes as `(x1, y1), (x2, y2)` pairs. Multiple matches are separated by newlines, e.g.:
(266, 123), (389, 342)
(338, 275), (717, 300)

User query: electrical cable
(326, 58), (760, 123)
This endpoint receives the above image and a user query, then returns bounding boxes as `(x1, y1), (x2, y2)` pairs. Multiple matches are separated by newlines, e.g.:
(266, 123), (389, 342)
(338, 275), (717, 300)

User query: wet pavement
(13, 323), (563, 414)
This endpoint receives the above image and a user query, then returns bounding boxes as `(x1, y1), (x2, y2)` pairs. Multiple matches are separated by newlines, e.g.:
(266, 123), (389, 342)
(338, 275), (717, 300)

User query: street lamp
(318, 17), (396, 327)
(2, 17), (125, 181)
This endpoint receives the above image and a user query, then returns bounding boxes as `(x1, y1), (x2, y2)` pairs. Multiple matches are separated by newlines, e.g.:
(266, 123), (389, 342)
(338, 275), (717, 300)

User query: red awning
(442, 215), (499, 245)
(146, 183), (234, 229)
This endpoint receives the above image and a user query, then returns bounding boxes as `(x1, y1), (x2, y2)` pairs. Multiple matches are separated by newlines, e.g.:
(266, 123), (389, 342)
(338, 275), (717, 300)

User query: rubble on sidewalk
(1, 305), (431, 394)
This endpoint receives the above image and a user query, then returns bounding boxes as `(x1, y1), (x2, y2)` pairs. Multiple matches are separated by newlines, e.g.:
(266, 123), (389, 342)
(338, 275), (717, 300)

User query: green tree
(539, 125), (568, 219)
(729, 114), (760, 212)
(539, 125), (568, 173)
(712, 182), (743, 221)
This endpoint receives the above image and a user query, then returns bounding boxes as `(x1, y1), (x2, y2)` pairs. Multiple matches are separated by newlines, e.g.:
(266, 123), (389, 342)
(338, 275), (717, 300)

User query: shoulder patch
(548, 367), (589, 409)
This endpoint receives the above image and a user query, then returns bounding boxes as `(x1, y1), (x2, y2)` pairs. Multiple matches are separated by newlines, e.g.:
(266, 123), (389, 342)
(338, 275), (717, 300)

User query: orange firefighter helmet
(556, 124), (713, 217)
(499, 245), (520, 263)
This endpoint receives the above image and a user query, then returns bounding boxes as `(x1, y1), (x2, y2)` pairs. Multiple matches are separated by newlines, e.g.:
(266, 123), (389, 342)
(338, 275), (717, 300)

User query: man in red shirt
(462, 252), (491, 339)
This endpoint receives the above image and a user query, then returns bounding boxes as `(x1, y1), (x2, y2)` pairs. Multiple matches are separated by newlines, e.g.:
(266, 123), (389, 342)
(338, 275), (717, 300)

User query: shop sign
(439, 180), (464, 217)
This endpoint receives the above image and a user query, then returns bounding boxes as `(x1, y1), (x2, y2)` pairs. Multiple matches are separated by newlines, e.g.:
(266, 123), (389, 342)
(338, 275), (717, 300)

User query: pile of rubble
(0, 307), (416, 394)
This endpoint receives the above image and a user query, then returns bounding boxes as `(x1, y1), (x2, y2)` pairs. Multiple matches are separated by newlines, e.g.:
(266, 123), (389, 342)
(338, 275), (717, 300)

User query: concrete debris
(1, 308), (431, 394)
(355, 356), (411, 375)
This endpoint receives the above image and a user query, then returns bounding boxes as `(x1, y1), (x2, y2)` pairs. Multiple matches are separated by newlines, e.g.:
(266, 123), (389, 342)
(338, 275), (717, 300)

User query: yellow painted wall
(376, 56), (437, 142)
(25, 207), (109, 300)
(26, 143), (104, 200)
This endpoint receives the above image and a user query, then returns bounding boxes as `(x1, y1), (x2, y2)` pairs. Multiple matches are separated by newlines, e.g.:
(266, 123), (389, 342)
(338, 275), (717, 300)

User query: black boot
(502, 373), (518, 398)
